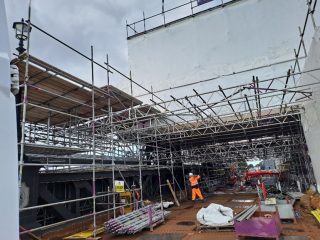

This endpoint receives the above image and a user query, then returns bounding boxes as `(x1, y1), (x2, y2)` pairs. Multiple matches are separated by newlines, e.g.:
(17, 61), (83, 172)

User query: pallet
(64, 227), (105, 239)
(236, 234), (280, 240)
(196, 223), (234, 232)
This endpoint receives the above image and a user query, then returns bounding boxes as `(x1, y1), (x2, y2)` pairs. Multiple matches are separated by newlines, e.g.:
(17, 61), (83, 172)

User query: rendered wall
(126, 0), (312, 102)
(125, 0), (320, 188)
(300, 27), (320, 191)
(0, 0), (19, 238)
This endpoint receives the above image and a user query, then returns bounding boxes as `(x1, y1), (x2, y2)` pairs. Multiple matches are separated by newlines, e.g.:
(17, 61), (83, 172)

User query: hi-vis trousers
(191, 187), (203, 200)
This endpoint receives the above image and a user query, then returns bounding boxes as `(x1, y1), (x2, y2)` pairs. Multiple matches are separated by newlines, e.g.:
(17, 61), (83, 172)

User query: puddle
(183, 205), (194, 209)
(176, 221), (195, 226)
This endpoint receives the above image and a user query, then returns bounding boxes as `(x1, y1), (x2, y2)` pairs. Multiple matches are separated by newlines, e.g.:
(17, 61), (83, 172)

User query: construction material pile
(105, 205), (170, 235)
(231, 205), (258, 222)
(300, 188), (320, 211)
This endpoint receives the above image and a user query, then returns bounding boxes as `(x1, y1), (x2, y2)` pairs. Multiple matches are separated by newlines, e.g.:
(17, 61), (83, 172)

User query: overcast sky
(4, 0), (190, 87)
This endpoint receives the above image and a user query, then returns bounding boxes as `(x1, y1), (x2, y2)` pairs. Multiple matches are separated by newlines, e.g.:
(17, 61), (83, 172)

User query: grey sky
(4, 0), (188, 87)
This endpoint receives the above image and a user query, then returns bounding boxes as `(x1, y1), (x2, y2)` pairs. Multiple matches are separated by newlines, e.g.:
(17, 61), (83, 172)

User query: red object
(245, 170), (279, 180)
(259, 182), (267, 200)
(229, 175), (237, 185)
(135, 190), (141, 200)
(245, 170), (278, 200)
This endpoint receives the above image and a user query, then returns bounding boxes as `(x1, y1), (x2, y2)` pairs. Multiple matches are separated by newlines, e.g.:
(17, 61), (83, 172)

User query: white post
(296, 180), (302, 193)
(0, 0), (19, 238)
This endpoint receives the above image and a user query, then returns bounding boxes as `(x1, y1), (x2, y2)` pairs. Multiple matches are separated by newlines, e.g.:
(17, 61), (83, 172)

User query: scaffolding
(126, 0), (240, 39)
(15, 0), (319, 238)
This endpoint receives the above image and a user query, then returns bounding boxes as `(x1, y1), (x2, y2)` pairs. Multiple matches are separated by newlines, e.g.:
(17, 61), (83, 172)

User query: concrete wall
(125, 0), (314, 102)
(300, 27), (320, 191)
(0, 0), (19, 238)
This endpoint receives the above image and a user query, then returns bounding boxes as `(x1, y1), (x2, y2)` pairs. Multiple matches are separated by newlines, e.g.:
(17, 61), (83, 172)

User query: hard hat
(189, 172), (193, 176)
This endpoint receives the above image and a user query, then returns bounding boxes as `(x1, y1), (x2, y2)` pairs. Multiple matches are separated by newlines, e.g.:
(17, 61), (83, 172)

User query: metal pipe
(20, 192), (118, 212)
(134, 56), (306, 98)
(154, 118), (164, 220)
(90, 45), (97, 238)
(18, 0), (33, 191)
(20, 204), (126, 235)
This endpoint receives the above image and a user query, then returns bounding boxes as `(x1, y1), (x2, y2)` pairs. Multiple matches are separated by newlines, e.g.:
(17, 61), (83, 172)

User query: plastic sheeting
(155, 201), (174, 209)
(196, 203), (233, 226)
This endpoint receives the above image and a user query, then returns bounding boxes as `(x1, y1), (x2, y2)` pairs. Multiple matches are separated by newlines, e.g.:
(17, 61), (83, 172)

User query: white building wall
(300, 27), (320, 191)
(125, 0), (314, 102)
(0, 0), (19, 238)
(125, 0), (320, 188)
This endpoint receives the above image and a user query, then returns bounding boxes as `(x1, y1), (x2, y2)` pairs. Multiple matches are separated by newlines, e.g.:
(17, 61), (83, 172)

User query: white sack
(196, 203), (233, 226)
(155, 201), (174, 209)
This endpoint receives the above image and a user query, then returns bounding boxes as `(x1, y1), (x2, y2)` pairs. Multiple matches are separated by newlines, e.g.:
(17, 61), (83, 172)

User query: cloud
(4, 0), (184, 88)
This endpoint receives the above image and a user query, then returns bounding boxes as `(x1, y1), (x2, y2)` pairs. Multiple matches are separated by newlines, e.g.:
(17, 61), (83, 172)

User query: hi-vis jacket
(189, 175), (200, 188)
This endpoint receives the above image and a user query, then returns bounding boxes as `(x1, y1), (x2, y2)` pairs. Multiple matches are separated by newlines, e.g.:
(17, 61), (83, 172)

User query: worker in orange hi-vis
(189, 173), (204, 201)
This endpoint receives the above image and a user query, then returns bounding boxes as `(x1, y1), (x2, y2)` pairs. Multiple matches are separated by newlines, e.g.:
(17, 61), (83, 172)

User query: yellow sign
(115, 180), (125, 193)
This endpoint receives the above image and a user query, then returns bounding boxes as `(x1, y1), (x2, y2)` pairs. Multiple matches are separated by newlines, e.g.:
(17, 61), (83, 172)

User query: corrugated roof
(12, 55), (142, 126)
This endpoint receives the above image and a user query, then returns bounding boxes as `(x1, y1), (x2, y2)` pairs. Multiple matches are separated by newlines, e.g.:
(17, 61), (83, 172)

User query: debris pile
(300, 189), (320, 211)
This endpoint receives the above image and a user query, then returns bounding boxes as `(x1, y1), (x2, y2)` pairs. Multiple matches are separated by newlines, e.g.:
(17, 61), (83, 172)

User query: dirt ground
(100, 193), (320, 240)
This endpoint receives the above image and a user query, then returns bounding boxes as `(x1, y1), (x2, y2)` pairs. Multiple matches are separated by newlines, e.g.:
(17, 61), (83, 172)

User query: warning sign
(115, 180), (125, 193)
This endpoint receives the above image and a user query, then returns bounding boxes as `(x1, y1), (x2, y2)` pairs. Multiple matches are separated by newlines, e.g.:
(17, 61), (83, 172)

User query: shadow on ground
(137, 233), (185, 240)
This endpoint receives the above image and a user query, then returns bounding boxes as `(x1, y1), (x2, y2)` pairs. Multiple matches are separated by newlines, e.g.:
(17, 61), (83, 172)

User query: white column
(0, 0), (19, 238)
(300, 27), (320, 192)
